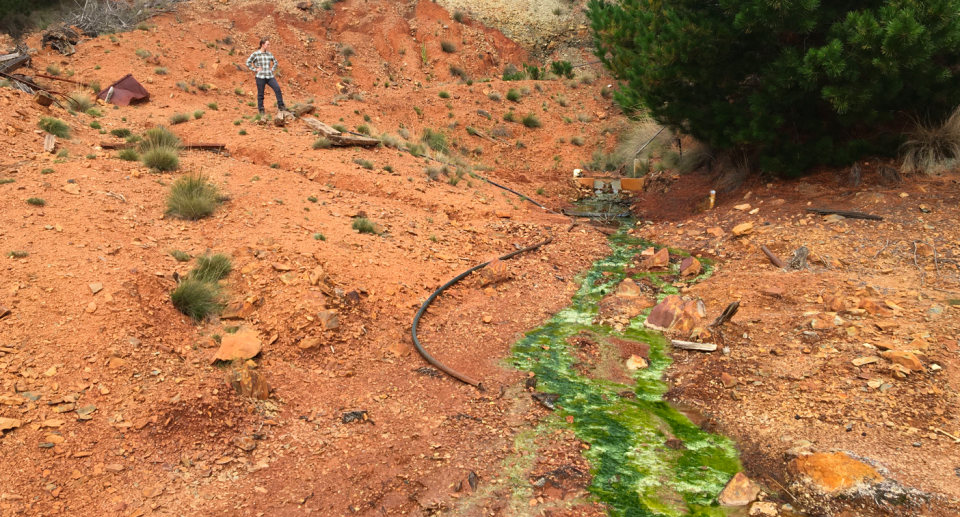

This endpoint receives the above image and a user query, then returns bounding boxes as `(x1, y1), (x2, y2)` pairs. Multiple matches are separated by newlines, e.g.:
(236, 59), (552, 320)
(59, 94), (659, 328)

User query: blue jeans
(255, 77), (285, 112)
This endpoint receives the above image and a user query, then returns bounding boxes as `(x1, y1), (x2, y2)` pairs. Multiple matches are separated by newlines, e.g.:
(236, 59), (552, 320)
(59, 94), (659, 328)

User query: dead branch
(761, 245), (787, 269)
(806, 208), (883, 221)
(710, 301), (739, 327)
(872, 240), (890, 259)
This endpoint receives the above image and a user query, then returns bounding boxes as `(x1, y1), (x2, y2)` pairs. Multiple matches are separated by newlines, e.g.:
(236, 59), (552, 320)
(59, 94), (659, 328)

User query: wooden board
(43, 134), (56, 153)
(330, 134), (380, 147)
(302, 117), (340, 137)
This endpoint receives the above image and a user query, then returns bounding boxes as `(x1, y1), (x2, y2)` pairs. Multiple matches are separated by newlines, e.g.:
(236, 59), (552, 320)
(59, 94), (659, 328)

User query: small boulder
(717, 472), (761, 506)
(880, 350), (923, 371)
(212, 328), (262, 363)
(645, 295), (705, 333)
(732, 222), (754, 236)
(625, 355), (648, 370)
(225, 363), (270, 400)
(790, 452), (882, 494)
(641, 248), (670, 269)
(680, 257), (701, 277)
(615, 278), (643, 298)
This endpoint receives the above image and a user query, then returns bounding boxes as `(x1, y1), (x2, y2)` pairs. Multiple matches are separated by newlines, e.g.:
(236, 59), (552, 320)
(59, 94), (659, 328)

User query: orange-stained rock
(881, 350), (924, 371)
(823, 293), (845, 312)
(641, 248), (670, 269)
(645, 295), (705, 333)
(791, 452), (883, 493)
(680, 257), (702, 277)
(212, 328), (262, 363)
(616, 278), (643, 298)
(225, 363), (270, 400)
(717, 472), (760, 506)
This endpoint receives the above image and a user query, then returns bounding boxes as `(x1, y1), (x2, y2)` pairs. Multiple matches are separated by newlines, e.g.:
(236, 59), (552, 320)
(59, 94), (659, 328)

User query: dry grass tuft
(901, 107), (960, 175)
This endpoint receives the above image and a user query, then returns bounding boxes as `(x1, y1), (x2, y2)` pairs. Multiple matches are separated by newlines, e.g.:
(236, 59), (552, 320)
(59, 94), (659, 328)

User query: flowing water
(509, 227), (742, 516)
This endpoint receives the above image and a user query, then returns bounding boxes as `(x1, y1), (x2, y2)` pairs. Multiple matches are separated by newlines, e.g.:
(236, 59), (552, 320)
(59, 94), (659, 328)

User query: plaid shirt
(246, 50), (278, 79)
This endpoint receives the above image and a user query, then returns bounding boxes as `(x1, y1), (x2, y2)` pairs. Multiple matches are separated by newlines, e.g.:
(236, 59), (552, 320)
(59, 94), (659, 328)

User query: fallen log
(761, 245), (787, 269)
(291, 104), (316, 117)
(710, 301), (739, 327)
(43, 134), (56, 153)
(329, 133), (380, 147)
(671, 340), (717, 352)
(99, 142), (226, 151)
(302, 117), (341, 137)
(806, 208), (883, 221)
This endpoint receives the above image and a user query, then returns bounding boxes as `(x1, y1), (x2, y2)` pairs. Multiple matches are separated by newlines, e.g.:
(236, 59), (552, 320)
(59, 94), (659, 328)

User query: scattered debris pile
(40, 24), (89, 56)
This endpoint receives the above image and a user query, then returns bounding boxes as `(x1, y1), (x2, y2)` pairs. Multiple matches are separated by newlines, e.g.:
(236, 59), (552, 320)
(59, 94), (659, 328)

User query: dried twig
(872, 240), (890, 259)
(105, 191), (127, 203)
(913, 241), (925, 286)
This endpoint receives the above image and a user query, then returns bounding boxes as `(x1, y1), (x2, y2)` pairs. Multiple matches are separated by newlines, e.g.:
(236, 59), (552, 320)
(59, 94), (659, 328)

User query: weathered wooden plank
(99, 142), (226, 151)
(43, 134), (56, 153)
(330, 134), (380, 147)
(302, 117), (340, 137)
(670, 340), (717, 352)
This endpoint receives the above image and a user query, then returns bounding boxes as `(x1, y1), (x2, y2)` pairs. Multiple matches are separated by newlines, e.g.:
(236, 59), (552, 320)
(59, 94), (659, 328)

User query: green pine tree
(587, 0), (960, 176)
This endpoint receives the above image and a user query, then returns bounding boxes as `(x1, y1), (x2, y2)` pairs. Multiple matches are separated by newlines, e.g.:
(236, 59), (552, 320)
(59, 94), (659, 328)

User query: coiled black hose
(411, 234), (554, 389)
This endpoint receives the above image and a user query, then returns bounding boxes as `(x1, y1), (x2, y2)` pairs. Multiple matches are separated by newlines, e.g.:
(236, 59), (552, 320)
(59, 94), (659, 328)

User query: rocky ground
(0, 1), (958, 516)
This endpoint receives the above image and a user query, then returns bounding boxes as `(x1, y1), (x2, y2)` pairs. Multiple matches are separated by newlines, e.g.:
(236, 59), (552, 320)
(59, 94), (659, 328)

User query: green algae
(510, 228), (741, 516)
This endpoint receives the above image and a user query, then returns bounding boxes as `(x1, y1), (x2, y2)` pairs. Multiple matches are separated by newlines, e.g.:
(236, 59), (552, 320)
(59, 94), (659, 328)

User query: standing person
(246, 37), (286, 115)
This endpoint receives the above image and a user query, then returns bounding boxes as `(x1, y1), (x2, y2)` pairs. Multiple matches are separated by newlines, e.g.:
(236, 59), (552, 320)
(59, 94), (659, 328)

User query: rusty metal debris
(41, 24), (89, 56)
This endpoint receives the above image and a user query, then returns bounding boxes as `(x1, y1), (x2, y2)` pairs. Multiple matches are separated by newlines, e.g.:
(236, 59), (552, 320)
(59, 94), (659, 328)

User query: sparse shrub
(571, 136), (585, 146)
(39, 118), (70, 138)
(353, 158), (374, 169)
(170, 249), (191, 262)
(117, 148), (139, 162)
(380, 133), (401, 148)
(135, 48), (150, 58)
(421, 128), (447, 152)
(111, 128), (132, 138)
(408, 144), (425, 157)
(555, 95), (569, 107)
(234, 87), (243, 95)
(307, 196), (318, 203)
(155, 67), (168, 75)
(352, 217), (377, 234)
(207, 102), (218, 110)
(191, 253), (232, 282)
(550, 60), (574, 79)
(313, 138), (332, 149)
(577, 113), (593, 123)
(487, 91), (501, 102)
(239, 129), (247, 135)
(341, 44), (355, 58)
(26, 197), (45, 206)
(41, 168), (54, 175)
(902, 106), (960, 174)
(170, 278), (222, 321)
(0, 178), (14, 184)
(67, 92), (94, 112)
(140, 126), (182, 151)
(440, 40), (456, 53)
(503, 111), (517, 123)
(449, 65), (467, 80)
(522, 113), (541, 128)
(7, 251), (28, 258)
(166, 174), (221, 220)
(332, 123), (348, 132)
(170, 113), (190, 125)
(502, 64), (525, 81)
(142, 147), (179, 171)
(383, 165), (393, 173)
(194, 110), (204, 120)
(356, 124), (371, 135)
(491, 125), (512, 138)
(86, 108), (102, 118)
(90, 121), (102, 129)
(89, 80), (101, 94)
(506, 89), (521, 102)
(313, 232), (326, 240)
(46, 63), (60, 76)
(176, 81), (189, 92)
(438, 91), (450, 99)
(466, 126), (479, 136)
(453, 9), (467, 23)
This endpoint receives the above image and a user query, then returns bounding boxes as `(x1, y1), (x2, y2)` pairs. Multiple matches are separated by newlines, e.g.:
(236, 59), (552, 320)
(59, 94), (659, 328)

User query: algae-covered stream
(510, 228), (741, 516)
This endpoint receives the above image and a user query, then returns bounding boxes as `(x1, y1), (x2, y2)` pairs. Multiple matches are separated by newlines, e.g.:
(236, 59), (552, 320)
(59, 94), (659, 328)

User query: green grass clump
(46, 63), (60, 76)
(332, 123), (348, 133)
(111, 128), (132, 138)
(191, 253), (233, 283)
(238, 129), (247, 135)
(313, 233), (326, 241)
(440, 40), (456, 53)
(488, 91), (501, 102)
(503, 111), (517, 123)
(234, 87), (243, 95)
(89, 121), (102, 130)
(7, 250), (28, 258)
(89, 80), (101, 94)
(0, 178), (14, 184)
(166, 174), (221, 220)
(356, 124), (371, 135)
(506, 89), (521, 102)
(307, 196), (318, 202)
(118, 149), (140, 161)
(139, 126), (182, 151)
(421, 128), (447, 152)
(571, 136), (585, 146)
(522, 113), (542, 128)
(41, 168), (54, 175)
(135, 48), (151, 58)
(438, 91), (450, 99)
(352, 217), (377, 234)
(66, 92), (94, 112)
(313, 138), (332, 149)
(155, 67), (168, 75)
(170, 249), (191, 262)
(26, 198), (45, 206)
(353, 158), (374, 169)
(142, 147), (179, 171)
(170, 278), (222, 321)
(207, 102), (218, 110)
(194, 110), (204, 120)
(408, 143), (425, 157)
(39, 117), (70, 138)
(170, 113), (190, 125)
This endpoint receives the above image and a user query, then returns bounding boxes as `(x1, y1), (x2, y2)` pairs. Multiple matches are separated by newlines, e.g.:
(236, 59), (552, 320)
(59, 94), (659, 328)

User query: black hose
(411, 234), (554, 389)
(467, 171), (559, 214)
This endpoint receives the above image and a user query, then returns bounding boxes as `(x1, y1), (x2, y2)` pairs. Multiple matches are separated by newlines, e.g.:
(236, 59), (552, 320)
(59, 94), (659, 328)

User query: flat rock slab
(212, 328), (262, 363)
